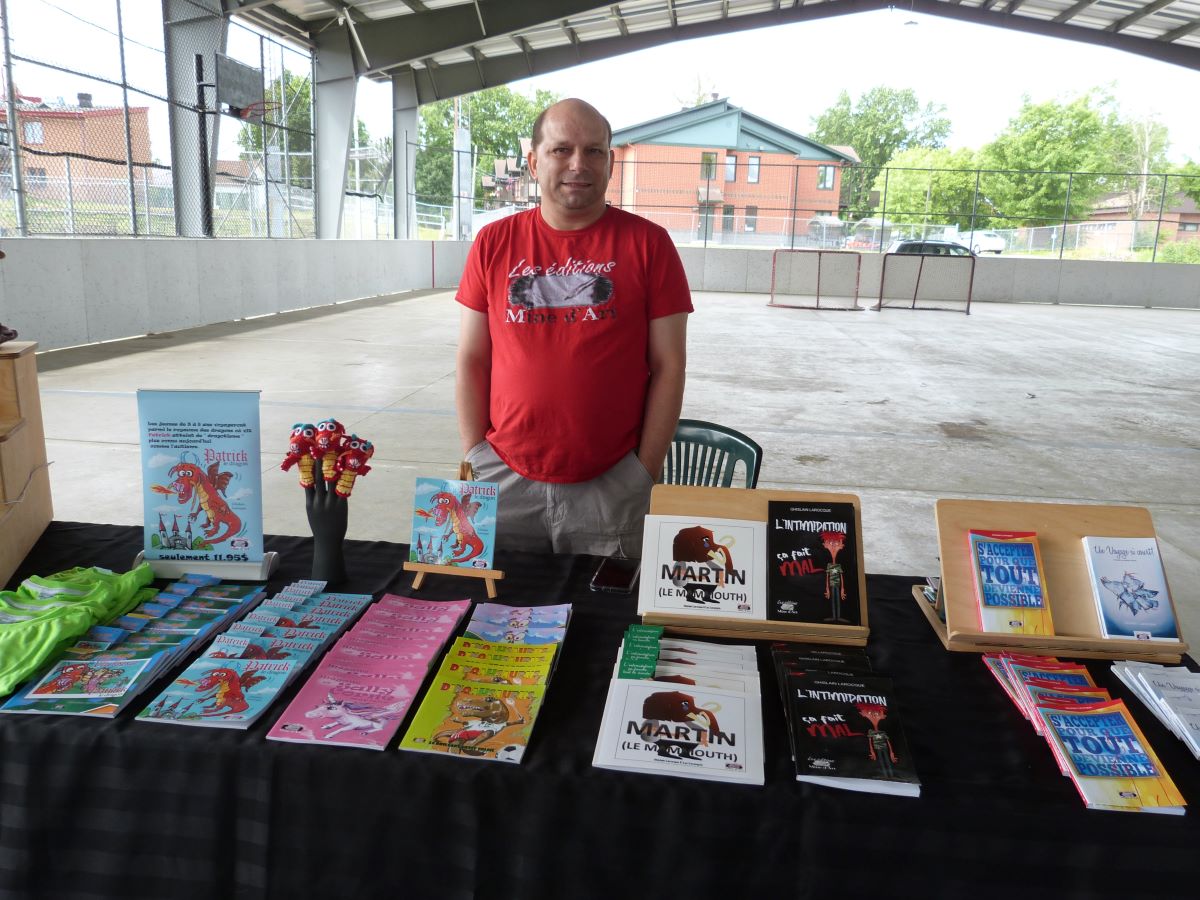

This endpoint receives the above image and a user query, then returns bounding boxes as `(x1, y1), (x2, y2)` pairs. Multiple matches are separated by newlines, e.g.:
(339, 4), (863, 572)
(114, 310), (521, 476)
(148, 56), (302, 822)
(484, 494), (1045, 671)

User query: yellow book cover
(1036, 699), (1185, 814)
(968, 530), (1055, 635)
(398, 679), (545, 763)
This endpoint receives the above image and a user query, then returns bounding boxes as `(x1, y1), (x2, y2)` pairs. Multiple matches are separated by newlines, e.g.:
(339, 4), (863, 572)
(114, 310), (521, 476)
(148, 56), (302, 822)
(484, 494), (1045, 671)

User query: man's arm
(456, 307), (492, 454)
(637, 312), (688, 480)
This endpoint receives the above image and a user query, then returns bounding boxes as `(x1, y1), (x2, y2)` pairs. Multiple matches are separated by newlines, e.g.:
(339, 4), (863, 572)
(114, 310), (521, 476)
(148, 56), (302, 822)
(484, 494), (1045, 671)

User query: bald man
(455, 98), (692, 558)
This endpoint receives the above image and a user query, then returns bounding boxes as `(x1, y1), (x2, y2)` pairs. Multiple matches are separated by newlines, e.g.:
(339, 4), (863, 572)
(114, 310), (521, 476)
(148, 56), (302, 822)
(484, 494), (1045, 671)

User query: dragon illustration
(1100, 572), (1160, 616)
(181, 666), (267, 716)
(152, 456), (241, 547)
(414, 490), (485, 564)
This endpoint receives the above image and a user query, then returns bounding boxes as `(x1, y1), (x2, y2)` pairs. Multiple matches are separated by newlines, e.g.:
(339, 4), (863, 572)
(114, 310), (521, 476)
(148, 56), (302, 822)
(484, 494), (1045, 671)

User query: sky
(358, 9), (1200, 164)
(6, 3), (1200, 165)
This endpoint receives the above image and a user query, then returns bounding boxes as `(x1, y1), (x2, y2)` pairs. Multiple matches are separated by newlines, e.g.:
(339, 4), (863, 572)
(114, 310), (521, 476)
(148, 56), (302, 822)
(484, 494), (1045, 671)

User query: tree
(976, 92), (1123, 225)
(414, 86), (560, 208)
(810, 87), (950, 221)
(234, 70), (313, 189)
(1107, 115), (1171, 219)
(872, 146), (987, 229)
(1176, 160), (1200, 209)
(675, 75), (719, 109)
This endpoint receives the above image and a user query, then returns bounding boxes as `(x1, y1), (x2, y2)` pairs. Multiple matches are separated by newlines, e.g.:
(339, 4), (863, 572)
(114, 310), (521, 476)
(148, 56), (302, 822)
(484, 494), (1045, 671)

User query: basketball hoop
(226, 100), (280, 125)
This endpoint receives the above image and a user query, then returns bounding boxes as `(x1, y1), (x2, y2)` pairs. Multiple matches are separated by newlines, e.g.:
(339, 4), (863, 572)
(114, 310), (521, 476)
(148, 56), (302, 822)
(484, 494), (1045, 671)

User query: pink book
(266, 670), (417, 750)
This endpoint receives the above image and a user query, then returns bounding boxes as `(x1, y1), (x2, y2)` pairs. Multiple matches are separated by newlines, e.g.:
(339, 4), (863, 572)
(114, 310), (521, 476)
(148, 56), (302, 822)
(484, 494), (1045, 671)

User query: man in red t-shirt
(456, 98), (692, 557)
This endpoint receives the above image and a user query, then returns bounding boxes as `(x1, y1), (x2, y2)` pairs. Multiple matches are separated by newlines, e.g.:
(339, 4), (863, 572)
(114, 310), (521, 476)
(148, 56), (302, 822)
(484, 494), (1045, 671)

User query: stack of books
(0, 574), (267, 718)
(136, 580), (370, 729)
(985, 652), (1185, 814)
(774, 645), (920, 797)
(592, 625), (764, 785)
(399, 602), (571, 763)
(267, 593), (471, 749)
(1112, 660), (1200, 760)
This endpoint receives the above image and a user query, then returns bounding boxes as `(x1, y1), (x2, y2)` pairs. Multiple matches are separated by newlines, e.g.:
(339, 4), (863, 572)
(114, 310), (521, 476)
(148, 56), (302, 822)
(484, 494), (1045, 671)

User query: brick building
(1088, 190), (1200, 245)
(606, 98), (857, 245)
(0, 91), (152, 204)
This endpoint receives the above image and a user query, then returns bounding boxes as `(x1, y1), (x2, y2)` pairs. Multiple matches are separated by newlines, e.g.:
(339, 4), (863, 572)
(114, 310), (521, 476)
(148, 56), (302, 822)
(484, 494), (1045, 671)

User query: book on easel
(639, 484), (869, 646)
(403, 467), (504, 597)
(967, 529), (1054, 635)
(916, 499), (1188, 663)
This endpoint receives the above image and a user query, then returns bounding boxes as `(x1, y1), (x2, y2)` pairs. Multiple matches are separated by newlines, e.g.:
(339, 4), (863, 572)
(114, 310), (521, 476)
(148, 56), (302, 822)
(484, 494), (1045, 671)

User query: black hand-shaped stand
(305, 473), (348, 584)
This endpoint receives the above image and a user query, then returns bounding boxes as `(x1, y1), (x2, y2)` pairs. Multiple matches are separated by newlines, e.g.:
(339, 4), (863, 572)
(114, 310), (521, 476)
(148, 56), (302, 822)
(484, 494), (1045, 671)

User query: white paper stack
(1112, 660), (1200, 759)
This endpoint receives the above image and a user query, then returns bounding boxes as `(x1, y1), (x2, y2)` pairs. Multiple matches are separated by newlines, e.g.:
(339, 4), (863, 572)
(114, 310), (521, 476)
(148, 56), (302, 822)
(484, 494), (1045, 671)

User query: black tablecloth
(2, 522), (1197, 900)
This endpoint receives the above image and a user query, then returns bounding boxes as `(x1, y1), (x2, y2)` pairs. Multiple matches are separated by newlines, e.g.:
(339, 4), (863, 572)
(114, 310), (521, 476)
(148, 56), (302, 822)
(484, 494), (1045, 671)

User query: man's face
(528, 103), (613, 229)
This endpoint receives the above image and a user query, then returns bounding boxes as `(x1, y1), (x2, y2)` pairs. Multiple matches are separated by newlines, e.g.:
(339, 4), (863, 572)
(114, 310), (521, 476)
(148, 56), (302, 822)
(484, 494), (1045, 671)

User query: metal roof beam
(1107, 0), (1178, 33)
(342, 0), (610, 77)
(1052, 0), (1099, 24)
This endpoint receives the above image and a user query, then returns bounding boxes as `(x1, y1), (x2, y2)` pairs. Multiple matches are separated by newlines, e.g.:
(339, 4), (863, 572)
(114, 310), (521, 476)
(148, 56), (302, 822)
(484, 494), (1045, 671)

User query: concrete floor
(33, 289), (1200, 651)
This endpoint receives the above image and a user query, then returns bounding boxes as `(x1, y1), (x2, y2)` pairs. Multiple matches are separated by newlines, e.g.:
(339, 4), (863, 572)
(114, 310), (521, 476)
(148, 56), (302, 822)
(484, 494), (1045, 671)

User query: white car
(956, 230), (1006, 254)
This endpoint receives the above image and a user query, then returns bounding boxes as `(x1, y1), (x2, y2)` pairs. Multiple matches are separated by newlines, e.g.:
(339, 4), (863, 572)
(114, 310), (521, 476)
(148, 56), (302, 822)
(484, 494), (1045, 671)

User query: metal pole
(969, 169), (980, 234)
(141, 167), (150, 233)
(260, 36), (270, 238)
(1, 0), (28, 235)
(788, 162), (799, 250)
(879, 168), (890, 252)
(1059, 173), (1073, 260)
(115, 0), (138, 234)
(1151, 173), (1169, 263)
(195, 54), (213, 237)
(65, 154), (75, 233)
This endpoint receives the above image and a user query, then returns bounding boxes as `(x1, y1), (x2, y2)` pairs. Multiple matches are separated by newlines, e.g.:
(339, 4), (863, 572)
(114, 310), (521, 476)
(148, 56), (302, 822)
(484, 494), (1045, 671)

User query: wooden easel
(403, 461), (506, 598)
(915, 498), (1188, 663)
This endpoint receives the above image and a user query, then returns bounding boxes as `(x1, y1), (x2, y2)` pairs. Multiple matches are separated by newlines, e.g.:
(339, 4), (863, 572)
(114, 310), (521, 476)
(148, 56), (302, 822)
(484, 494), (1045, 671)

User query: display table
(2, 523), (1198, 900)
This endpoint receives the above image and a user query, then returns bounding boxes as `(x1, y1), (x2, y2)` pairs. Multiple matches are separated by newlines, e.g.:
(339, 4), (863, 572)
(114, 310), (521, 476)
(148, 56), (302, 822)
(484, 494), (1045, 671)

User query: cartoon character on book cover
(635, 689), (727, 761)
(402, 682), (540, 760)
(766, 502), (861, 625)
(410, 477), (498, 569)
(650, 524), (754, 612)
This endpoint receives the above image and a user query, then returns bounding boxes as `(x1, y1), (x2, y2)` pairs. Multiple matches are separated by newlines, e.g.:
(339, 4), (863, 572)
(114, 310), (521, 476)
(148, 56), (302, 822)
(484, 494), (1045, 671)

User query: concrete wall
(0, 238), (472, 351)
(2, 239), (1195, 352)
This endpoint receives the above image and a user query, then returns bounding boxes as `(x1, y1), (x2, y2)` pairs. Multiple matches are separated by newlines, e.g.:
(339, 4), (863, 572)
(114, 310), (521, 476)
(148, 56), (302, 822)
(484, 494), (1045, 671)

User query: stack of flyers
(399, 602), (571, 763)
(1112, 660), (1200, 760)
(592, 627), (764, 785)
(983, 653), (1185, 813)
(0, 574), (267, 718)
(267, 593), (471, 749)
(135, 580), (368, 729)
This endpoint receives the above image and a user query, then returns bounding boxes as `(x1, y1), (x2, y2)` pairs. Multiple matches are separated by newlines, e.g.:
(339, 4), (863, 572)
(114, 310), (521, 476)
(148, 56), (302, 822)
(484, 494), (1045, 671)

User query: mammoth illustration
(671, 525), (735, 586)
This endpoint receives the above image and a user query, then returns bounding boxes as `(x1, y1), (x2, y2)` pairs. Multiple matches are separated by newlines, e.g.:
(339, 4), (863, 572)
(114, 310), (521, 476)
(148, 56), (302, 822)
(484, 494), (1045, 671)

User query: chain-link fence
(0, 0), (315, 238)
(408, 142), (1200, 263)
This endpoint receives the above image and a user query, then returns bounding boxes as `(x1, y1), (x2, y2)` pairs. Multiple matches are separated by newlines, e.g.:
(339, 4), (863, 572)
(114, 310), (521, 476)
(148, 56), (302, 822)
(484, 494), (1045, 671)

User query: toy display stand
(915, 498), (1188, 663)
(640, 483), (870, 646)
(132, 551), (280, 582)
(402, 460), (505, 598)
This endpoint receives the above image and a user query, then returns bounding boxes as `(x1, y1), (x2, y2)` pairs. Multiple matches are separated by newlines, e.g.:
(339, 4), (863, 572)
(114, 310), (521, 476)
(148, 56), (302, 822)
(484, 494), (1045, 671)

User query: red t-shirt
(456, 206), (693, 483)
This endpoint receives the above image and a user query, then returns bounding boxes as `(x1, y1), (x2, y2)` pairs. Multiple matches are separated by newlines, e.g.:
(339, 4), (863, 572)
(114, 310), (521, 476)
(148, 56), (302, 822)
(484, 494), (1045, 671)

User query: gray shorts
(464, 441), (653, 558)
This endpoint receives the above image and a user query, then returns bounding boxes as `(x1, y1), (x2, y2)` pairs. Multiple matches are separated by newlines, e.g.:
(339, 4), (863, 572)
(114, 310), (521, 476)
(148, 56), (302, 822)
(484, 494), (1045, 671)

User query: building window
(27, 167), (47, 189)
(23, 121), (45, 144)
(1180, 223), (1199, 232)
(722, 204), (735, 232)
(747, 156), (760, 184)
(817, 165), (835, 190)
(724, 154), (737, 182)
(700, 152), (717, 181)
(745, 205), (758, 233)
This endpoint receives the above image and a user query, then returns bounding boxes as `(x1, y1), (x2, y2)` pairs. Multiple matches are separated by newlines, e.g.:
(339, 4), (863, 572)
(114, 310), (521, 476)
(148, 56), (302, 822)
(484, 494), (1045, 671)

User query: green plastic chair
(662, 419), (763, 489)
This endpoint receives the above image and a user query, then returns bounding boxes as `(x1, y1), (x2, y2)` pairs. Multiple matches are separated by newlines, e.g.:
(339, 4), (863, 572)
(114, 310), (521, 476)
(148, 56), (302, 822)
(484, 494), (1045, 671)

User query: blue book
(136, 657), (298, 729)
(409, 477), (499, 569)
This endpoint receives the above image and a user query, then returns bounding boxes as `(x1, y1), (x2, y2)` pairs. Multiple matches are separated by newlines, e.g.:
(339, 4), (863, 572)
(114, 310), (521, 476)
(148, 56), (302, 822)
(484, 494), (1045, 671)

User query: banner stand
(132, 551), (280, 582)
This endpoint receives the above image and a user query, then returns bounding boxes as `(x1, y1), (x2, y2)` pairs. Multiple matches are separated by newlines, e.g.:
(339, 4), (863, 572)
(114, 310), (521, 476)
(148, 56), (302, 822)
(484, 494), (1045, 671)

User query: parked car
(954, 230), (1006, 254)
(886, 239), (976, 257)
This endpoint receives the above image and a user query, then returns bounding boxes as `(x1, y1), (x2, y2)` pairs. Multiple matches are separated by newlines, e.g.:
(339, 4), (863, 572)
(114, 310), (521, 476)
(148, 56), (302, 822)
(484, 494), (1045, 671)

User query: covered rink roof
(225, 0), (1200, 102)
